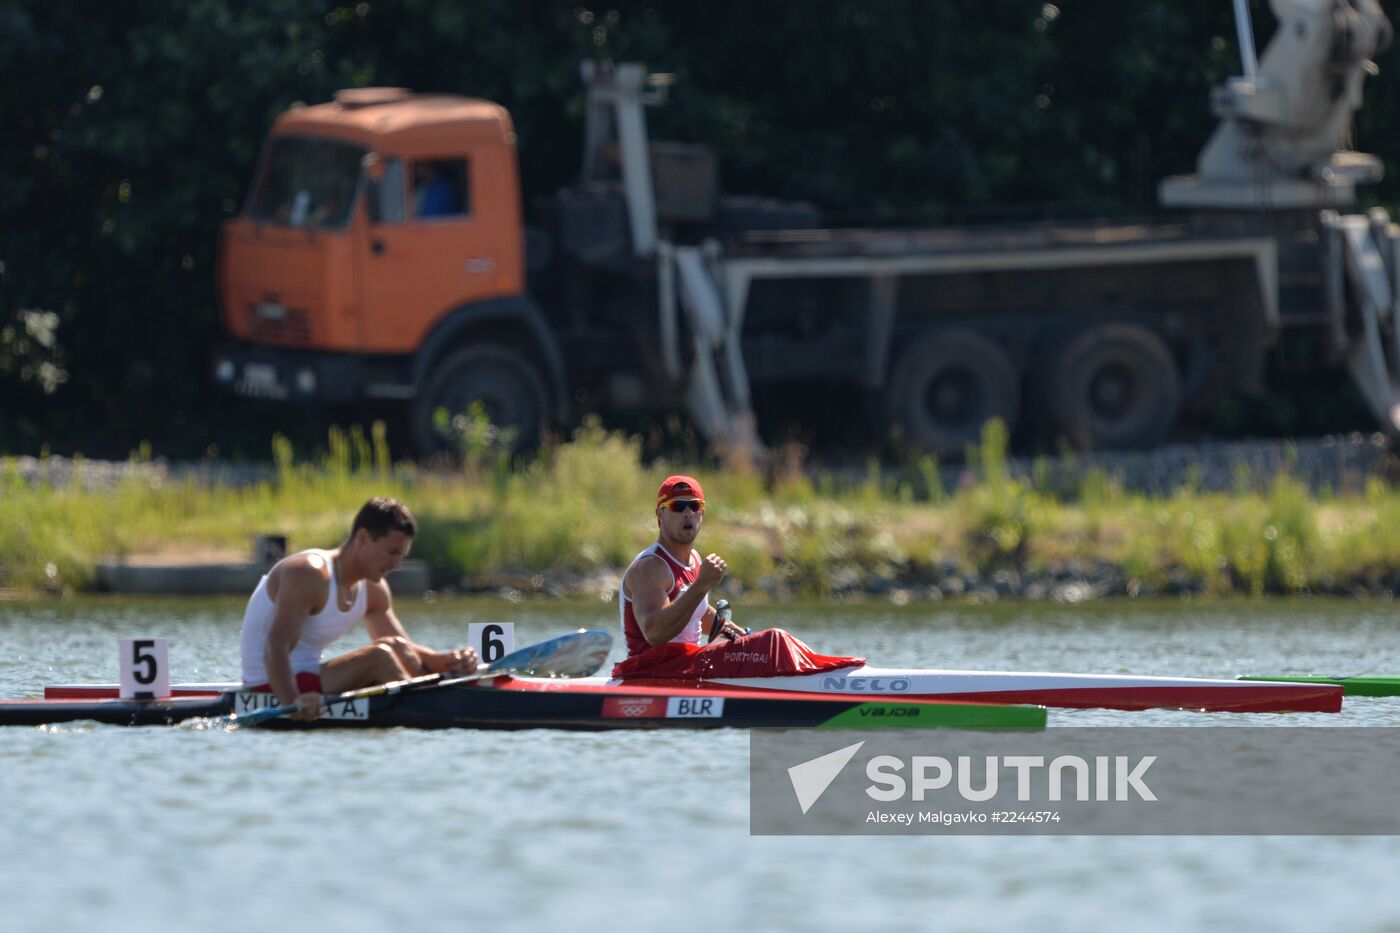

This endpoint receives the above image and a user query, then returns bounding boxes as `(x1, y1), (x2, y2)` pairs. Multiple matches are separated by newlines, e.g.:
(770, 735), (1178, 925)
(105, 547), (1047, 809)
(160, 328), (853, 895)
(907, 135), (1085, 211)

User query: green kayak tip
(1238, 675), (1400, 697)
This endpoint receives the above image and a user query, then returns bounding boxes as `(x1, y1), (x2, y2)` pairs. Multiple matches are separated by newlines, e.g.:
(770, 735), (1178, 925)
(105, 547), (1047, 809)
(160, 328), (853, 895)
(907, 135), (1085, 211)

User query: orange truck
(215, 86), (557, 453)
(217, 8), (1400, 458)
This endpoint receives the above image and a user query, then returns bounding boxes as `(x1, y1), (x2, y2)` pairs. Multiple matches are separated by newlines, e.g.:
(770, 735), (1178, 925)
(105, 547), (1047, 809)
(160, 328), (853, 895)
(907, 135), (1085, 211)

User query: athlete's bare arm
(263, 557), (330, 721)
(625, 552), (726, 647)
(362, 579), (409, 641)
(362, 580), (478, 676)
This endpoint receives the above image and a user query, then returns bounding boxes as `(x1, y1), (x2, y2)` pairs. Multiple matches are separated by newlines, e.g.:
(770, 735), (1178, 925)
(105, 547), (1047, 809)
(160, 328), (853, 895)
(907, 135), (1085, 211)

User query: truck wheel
(886, 329), (1020, 458)
(412, 345), (549, 456)
(1045, 323), (1180, 450)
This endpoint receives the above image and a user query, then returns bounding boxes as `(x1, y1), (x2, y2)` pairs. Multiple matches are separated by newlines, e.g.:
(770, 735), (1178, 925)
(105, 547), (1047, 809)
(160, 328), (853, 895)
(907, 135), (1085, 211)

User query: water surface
(2, 596), (1398, 932)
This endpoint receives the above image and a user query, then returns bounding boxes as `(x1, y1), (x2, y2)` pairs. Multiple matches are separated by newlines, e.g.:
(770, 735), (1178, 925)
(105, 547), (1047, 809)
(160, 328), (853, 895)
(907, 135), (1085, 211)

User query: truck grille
(245, 302), (312, 345)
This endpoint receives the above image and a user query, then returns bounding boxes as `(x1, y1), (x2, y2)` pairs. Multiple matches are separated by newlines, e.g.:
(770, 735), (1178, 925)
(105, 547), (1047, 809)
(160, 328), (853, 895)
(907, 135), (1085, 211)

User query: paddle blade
(485, 628), (613, 679)
(214, 702), (299, 729)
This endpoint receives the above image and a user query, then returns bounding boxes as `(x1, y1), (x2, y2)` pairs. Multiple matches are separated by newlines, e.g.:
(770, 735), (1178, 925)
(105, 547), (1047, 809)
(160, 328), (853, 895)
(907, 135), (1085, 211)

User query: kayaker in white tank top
(240, 549), (367, 685)
(237, 497), (480, 721)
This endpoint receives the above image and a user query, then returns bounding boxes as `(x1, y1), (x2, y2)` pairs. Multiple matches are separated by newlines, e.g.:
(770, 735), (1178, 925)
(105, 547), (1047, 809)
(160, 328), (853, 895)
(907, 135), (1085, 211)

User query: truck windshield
(247, 136), (365, 229)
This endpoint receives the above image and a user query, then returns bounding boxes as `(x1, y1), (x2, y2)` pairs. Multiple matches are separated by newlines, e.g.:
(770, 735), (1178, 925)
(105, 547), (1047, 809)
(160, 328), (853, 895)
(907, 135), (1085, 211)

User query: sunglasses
(663, 499), (704, 513)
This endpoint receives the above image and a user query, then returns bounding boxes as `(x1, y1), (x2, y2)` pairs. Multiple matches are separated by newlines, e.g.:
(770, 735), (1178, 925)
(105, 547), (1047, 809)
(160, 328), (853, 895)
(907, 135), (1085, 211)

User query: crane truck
(214, 0), (1400, 460)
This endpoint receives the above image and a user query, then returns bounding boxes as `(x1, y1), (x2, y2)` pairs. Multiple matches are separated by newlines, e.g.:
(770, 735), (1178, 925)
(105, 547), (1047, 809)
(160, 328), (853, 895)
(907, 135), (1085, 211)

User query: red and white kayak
(611, 667), (1343, 713)
(602, 629), (1341, 713)
(42, 668), (1341, 713)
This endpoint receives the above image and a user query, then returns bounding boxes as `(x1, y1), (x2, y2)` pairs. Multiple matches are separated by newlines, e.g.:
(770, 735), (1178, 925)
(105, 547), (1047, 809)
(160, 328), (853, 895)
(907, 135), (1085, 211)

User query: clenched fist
(697, 552), (727, 590)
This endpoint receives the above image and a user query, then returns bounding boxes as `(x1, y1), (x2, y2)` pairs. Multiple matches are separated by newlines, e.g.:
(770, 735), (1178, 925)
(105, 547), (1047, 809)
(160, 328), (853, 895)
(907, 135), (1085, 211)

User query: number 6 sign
(467, 623), (514, 665)
(119, 638), (169, 699)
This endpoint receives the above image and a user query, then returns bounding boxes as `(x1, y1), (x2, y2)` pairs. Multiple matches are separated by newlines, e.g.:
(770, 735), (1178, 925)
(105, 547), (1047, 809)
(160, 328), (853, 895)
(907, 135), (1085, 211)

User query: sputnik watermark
(866, 753), (1156, 802)
(787, 742), (1155, 816)
(753, 728), (1400, 835)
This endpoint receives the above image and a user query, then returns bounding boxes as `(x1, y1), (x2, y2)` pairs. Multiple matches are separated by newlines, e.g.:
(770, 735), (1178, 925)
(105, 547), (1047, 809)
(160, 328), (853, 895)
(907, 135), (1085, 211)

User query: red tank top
(620, 543), (707, 657)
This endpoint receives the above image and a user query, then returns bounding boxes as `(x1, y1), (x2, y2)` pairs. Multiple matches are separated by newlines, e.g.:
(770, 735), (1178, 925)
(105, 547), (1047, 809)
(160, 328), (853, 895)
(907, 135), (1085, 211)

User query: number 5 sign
(119, 638), (170, 699)
(467, 623), (515, 665)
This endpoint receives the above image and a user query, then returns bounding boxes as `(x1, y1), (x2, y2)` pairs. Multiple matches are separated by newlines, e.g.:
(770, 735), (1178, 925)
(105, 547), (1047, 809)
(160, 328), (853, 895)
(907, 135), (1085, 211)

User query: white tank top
(239, 549), (367, 685)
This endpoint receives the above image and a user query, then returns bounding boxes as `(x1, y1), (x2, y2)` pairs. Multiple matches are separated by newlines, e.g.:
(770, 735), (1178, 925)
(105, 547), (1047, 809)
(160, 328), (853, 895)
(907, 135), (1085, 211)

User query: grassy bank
(4, 420), (1400, 598)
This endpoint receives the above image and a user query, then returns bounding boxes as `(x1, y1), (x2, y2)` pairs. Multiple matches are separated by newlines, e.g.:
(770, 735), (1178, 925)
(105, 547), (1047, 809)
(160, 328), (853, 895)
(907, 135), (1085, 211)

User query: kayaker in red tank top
(619, 475), (747, 657)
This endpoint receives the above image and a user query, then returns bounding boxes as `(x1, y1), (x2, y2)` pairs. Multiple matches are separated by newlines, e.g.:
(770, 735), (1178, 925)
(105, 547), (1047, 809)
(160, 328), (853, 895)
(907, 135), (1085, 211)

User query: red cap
(657, 474), (705, 506)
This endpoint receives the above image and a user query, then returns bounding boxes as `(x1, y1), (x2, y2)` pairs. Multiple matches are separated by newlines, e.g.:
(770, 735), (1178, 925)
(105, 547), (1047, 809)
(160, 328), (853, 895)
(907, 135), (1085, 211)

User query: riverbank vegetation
(4, 420), (1400, 600)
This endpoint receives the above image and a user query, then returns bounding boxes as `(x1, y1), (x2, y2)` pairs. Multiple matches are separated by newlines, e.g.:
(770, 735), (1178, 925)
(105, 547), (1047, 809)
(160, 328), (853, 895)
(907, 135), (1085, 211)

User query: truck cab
(215, 88), (561, 452)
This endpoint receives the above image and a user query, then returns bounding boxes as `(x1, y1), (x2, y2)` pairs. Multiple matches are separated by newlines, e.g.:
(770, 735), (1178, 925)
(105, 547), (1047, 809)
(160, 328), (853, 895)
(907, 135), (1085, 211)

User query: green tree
(1, 1), (1396, 455)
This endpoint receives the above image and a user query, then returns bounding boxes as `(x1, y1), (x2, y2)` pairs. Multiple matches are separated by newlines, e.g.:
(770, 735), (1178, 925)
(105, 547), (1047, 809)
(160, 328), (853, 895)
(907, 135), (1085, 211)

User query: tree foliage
(1, 1), (1396, 455)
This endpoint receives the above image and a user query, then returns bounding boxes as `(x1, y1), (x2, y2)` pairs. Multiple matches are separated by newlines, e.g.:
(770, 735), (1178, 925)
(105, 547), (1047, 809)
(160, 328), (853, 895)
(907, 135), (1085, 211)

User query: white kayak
(610, 666), (1343, 713)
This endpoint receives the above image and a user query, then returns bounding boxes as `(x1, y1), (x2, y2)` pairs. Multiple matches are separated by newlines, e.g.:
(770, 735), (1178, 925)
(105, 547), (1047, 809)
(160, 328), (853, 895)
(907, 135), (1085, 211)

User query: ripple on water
(3, 597), (1400, 931)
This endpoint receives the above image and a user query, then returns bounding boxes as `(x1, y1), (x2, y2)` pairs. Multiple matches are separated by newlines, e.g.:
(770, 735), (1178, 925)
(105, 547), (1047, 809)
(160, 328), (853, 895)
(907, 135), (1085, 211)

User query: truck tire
(886, 329), (1020, 458)
(412, 344), (549, 456)
(1045, 323), (1180, 450)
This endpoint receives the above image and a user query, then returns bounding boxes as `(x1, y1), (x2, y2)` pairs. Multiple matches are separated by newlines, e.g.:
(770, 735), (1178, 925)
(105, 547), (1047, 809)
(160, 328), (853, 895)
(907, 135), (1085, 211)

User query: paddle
(221, 628), (613, 727)
(705, 598), (751, 644)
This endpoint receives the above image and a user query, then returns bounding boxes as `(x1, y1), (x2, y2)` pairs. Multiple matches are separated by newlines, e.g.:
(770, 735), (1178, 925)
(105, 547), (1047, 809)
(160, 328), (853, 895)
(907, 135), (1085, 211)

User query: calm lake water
(3, 596), (1400, 932)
